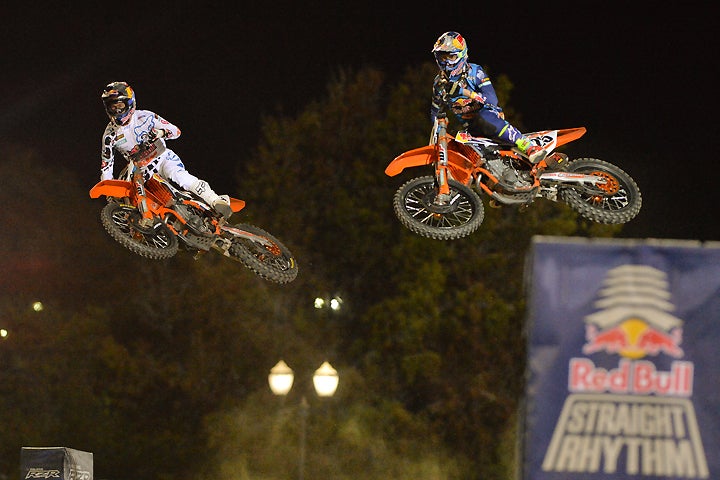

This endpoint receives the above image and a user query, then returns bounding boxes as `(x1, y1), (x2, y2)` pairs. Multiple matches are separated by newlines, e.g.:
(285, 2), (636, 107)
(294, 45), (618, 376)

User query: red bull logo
(583, 318), (684, 359)
(569, 357), (694, 396)
(575, 265), (691, 395)
(581, 265), (684, 360)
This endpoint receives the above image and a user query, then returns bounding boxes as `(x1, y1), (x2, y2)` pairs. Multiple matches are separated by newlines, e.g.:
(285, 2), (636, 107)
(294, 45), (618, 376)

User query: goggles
(436, 52), (462, 65)
(106, 101), (127, 114)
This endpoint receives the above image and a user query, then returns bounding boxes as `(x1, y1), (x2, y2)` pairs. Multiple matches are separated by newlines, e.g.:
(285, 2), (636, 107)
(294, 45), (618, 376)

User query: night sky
(2, 3), (715, 241)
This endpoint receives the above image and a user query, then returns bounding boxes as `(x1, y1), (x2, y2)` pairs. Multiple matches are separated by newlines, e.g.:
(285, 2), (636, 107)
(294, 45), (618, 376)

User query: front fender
(89, 179), (133, 199)
(385, 143), (475, 185)
(385, 145), (436, 177)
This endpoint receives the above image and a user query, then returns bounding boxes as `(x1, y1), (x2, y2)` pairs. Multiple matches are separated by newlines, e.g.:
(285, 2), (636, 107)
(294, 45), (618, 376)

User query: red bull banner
(522, 237), (720, 480)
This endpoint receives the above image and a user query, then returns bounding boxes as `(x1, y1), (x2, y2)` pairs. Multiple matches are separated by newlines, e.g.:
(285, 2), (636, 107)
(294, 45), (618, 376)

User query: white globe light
(268, 360), (294, 396)
(313, 361), (339, 397)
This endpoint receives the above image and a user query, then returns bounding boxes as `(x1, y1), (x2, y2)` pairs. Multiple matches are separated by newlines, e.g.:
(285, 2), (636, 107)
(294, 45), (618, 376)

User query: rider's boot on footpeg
(191, 180), (233, 218)
(212, 196), (233, 218)
(525, 145), (547, 164)
(516, 137), (547, 164)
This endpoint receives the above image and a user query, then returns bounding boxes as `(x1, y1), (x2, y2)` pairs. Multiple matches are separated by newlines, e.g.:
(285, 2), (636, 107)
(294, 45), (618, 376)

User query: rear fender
(555, 127), (587, 147)
(229, 198), (246, 212)
(526, 127), (587, 151)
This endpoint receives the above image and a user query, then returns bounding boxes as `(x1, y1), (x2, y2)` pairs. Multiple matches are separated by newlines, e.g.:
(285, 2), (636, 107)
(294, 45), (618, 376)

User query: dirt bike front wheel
(227, 223), (298, 284)
(393, 176), (485, 240)
(559, 158), (642, 224)
(100, 201), (179, 259)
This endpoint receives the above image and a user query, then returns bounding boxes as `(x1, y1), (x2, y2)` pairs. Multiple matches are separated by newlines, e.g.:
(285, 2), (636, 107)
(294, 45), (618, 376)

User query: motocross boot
(191, 180), (233, 219)
(212, 196), (233, 219)
(515, 138), (547, 164)
(525, 145), (547, 164)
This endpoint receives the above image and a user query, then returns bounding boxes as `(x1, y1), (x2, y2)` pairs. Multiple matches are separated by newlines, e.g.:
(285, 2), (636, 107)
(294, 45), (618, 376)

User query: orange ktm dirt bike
(89, 138), (298, 284)
(385, 117), (642, 240)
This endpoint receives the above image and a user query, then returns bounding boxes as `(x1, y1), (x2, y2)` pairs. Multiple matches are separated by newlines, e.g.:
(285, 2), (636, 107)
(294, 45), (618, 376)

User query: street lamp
(268, 359), (294, 396)
(268, 360), (339, 480)
(312, 361), (339, 397)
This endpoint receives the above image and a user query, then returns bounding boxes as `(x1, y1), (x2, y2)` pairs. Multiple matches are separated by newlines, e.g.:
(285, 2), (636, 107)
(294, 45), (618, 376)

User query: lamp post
(268, 360), (339, 480)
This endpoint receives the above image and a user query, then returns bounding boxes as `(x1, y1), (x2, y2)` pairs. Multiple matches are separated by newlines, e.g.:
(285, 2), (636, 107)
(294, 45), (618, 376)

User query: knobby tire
(559, 158), (642, 224)
(227, 223), (298, 284)
(100, 202), (179, 259)
(393, 176), (485, 240)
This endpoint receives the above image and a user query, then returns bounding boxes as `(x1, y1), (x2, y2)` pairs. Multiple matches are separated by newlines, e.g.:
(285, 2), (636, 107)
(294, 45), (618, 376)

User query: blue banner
(522, 237), (720, 480)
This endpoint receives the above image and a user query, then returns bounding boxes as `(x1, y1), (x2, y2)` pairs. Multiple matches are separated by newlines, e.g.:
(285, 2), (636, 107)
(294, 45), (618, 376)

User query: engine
(486, 158), (533, 191)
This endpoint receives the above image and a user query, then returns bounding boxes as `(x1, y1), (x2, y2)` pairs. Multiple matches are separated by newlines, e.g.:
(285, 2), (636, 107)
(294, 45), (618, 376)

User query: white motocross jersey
(100, 109), (182, 181)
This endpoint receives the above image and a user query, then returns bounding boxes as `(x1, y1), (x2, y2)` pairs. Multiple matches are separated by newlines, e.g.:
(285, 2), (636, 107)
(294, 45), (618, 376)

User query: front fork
(434, 117), (451, 197)
(132, 165), (155, 225)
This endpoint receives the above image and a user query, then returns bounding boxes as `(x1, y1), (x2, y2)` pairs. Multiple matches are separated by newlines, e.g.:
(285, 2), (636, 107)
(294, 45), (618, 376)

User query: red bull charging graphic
(522, 237), (720, 480)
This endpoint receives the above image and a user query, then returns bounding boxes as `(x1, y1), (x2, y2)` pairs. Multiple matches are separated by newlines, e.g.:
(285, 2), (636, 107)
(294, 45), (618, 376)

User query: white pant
(149, 150), (222, 205)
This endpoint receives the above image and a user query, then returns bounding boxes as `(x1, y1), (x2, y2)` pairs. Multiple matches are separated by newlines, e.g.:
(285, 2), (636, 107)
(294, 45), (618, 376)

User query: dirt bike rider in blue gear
(99, 81), (233, 218)
(430, 31), (546, 164)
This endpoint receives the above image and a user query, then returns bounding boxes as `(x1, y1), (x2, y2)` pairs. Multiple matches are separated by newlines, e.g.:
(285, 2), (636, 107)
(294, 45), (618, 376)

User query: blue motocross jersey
(430, 63), (502, 124)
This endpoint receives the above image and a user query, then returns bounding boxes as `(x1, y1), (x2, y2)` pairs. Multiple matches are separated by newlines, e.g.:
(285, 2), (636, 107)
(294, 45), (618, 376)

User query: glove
(148, 129), (165, 142)
(469, 91), (485, 104)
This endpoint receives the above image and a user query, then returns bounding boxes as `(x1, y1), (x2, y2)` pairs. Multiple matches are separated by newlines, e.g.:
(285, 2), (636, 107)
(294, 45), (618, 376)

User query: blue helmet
(432, 31), (468, 78)
(102, 81), (136, 125)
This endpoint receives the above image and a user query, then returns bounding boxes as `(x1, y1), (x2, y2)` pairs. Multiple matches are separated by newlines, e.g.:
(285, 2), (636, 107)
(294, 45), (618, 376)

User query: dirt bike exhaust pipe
(221, 225), (276, 248)
(539, 172), (607, 185)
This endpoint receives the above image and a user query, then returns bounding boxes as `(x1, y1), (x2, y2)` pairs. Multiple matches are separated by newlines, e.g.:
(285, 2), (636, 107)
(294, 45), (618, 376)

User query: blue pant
(468, 108), (525, 146)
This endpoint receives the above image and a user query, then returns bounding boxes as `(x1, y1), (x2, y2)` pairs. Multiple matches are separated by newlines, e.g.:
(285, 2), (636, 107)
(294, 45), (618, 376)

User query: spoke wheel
(100, 202), (178, 259)
(559, 158), (642, 224)
(227, 223), (298, 284)
(393, 176), (484, 240)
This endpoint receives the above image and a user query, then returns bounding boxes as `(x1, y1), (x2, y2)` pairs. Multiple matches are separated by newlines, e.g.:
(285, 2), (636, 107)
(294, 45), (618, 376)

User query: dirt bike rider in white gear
(430, 31), (546, 164)
(99, 81), (233, 218)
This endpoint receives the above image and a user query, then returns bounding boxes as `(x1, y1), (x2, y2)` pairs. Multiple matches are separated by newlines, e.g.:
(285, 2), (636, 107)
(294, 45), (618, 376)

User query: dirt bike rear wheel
(393, 176), (484, 240)
(100, 202), (178, 259)
(227, 223), (298, 284)
(559, 158), (642, 224)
